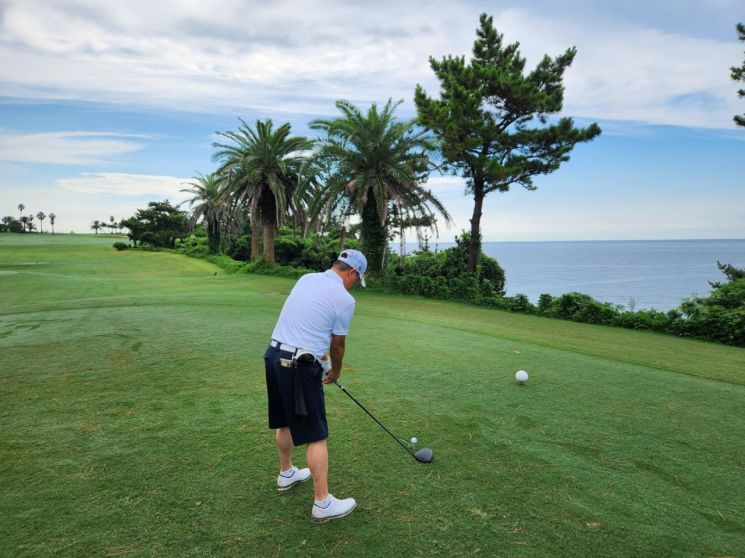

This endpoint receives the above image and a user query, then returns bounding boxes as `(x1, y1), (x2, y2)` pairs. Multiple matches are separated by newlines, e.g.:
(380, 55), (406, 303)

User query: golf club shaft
(335, 383), (416, 458)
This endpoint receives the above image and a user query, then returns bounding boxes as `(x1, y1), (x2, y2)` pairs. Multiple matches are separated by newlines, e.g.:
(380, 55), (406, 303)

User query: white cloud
(419, 173), (745, 241)
(56, 172), (191, 199)
(0, 0), (740, 127)
(0, 131), (145, 164)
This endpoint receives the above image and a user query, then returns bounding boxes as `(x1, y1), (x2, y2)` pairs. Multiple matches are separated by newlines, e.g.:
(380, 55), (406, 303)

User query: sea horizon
(394, 238), (745, 311)
(421, 237), (745, 244)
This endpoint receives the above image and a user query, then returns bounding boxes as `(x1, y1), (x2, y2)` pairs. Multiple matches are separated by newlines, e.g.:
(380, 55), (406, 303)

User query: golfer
(264, 249), (367, 522)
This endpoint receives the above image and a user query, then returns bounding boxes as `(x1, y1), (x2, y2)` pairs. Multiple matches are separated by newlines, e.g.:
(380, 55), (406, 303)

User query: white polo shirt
(271, 270), (356, 358)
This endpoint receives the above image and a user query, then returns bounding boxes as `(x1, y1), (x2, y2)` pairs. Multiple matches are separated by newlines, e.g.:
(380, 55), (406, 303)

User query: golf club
(335, 382), (433, 463)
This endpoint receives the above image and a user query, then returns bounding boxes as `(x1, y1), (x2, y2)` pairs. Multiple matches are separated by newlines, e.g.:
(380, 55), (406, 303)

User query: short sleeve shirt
(271, 270), (356, 358)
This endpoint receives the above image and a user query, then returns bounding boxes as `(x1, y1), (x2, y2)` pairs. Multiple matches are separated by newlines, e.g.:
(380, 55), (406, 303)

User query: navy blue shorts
(264, 345), (328, 446)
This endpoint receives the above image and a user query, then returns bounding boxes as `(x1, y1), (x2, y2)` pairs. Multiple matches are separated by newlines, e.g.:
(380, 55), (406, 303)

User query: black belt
(270, 339), (304, 354)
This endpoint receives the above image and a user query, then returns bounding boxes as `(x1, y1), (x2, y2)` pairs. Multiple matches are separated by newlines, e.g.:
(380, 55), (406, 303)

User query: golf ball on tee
(410, 437), (417, 445)
(516, 370), (529, 384)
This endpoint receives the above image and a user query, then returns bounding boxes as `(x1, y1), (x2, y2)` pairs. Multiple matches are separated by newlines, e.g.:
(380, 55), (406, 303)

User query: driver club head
(414, 447), (433, 463)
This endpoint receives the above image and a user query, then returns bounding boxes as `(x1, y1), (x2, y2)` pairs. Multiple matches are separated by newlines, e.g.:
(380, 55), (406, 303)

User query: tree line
(0, 206), (126, 235)
(0, 204), (56, 234)
(90, 217), (125, 235)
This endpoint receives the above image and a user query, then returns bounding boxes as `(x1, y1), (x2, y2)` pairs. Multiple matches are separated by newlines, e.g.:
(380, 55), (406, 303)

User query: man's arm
(323, 334), (346, 384)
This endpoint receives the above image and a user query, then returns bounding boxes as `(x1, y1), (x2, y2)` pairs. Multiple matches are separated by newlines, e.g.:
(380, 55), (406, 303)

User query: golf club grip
(336, 383), (415, 457)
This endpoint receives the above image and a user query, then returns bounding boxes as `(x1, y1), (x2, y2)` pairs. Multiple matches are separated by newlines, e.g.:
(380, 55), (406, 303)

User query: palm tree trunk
(399, 225), (405, 267)
(263, 222), (276, 264)
(250, 196), (261, 260)
(207, 219), (220, 253)
(360, 195), (387, 275)
(338, 225), (347, 252)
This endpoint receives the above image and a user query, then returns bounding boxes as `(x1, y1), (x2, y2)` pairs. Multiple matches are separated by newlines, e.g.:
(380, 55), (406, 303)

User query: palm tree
(109, 215), (116, 234)
(309, 99), (452, 274)
(291, 160), (329, 238)
(91, 220), (101, 234)
(49, 213), (56, 235)
(36, 212), (46, 233)
(26, 215), (35, 233)
(19, 215), (28, 233)
(180, 172), (241, 252)
(17, 203), (24, 218)
(213, 119), (312, 263)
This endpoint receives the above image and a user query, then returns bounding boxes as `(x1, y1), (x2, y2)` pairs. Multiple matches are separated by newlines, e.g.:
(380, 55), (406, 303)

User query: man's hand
(324, 334), (345, 385)
(322, 369), (340, 384)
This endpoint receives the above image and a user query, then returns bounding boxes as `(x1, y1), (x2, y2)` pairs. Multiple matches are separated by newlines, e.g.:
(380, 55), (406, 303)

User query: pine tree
(732, 23), (745, 127)
(416, 13), (601, 272)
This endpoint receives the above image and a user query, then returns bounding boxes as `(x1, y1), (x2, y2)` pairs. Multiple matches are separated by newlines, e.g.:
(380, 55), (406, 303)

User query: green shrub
(113, 242), (129, 251)
(703, 279), (745, 309)
(478, 295), (510, 310)
(282, 236), (361, 270)
(509, 294), (535, 314)
(230, 235), (251, 261)
(538, 293), (553, 314)
(670, 280), (745, 345)
(479, 279), (497, 299)
(433, 276), (450, 298)
(479, 254), (506, 294)
(384, 233), (505, 304)
(204, 254), (245, 274)
(625, 309), (670, 332)
(244, 257), (314, 279)
(178, 234), (210, 257)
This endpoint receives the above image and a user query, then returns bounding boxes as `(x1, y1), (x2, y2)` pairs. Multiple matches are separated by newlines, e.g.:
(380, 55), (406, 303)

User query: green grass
(1, 233), (744, 557)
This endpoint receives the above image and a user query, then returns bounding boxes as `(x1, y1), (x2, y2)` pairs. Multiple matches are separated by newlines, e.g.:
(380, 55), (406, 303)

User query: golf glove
(320, 358), (332, 375)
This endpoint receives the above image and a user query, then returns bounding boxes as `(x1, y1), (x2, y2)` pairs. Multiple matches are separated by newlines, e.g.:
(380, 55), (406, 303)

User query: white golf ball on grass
(410, 437), (417, 445)
(515, 370), (529, 384)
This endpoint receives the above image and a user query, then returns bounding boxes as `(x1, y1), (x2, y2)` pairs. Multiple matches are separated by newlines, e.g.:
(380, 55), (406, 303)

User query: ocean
(398, 239), (745, 311)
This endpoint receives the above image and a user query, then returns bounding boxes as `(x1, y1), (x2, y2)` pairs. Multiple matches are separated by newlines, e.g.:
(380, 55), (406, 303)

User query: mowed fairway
(1, 234), (744, 557)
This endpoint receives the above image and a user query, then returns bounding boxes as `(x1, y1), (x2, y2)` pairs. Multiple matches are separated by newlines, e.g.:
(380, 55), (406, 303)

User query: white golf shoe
(276, 466), (311, 492)
(311, 494), (357, 523)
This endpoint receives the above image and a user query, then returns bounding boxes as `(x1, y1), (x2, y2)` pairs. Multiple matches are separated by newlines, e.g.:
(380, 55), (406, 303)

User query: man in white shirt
(264, 249), (367, 522)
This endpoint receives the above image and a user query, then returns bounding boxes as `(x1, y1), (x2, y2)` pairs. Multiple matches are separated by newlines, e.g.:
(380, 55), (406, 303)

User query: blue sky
(0, 0), (743, 240)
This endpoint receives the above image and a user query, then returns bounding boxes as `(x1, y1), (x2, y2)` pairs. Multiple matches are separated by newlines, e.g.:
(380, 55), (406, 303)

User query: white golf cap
(338, 249), (367, 287)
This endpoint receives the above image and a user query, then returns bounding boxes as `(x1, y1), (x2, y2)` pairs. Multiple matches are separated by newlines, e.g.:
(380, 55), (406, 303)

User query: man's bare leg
(306, 439), (328, 500)
(276, 427), (293, 471)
